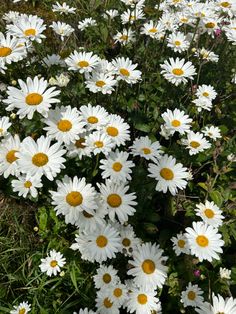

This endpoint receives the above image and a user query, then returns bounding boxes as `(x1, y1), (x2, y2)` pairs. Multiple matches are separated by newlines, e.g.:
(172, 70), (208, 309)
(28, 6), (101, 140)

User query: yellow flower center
(0, 128), (3, 133)
(172, 68), (184, 76)
(32, 153), (49, 167)
(181, 18), (188, 23)
(106, 126), (119, 137)
(196, 235), (209, 247)
(142, 147), (151, 155)
(75, 138), (85, 148)
(142, 259), (155, 274)
(87, 116), (98, 124)
(205, 22), (215, 28)
(190, 141), (200, 148)
(50, 260), (58, 268)
(103, 273), (111, 284)
(202, 92), (209, 97)
(96, 80), (106, 87)
(25, 93), (43, 106)
(6, 149), (18, 163)
(177, 239), (185, 248)
(96, 235), (108, 248)
(122, 238), (131, 247)
(94, 140), (104, 148)
(187, 291), (196, 300)
(160, 168), (174, 180)
(82, 210), (94, 218)
(171, 119), (181, 127)
(19, 308), (26, 314)
(149, 28), (157, 33)
(24, 181), (32, 188)
(66, 191), (83, 206)
(24, 28), (36, 36)
(129, 15), (136, 21)
(103, 297), (113, 308)
(120, 68), (130, 76)
(112, 162), (123, 172)
(107, 193), (122, 208)
(57, 119), (72, 132)
(113, 288), (122, 298)
(204, 208), (215, 219)
(0, 47), (12, 57)
(120, 35), (128, 41)
(221, 2), (230, 8)
(174, 40), (181, 46)
(78, 60), (89, 68)
(137, 294), (148, 305)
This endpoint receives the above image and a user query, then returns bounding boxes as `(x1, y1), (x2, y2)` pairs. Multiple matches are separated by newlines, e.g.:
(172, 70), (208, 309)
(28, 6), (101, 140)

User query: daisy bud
(11, 80), (17, 85)
(10, 113), (16, 119)
(33, 226), (39, 232)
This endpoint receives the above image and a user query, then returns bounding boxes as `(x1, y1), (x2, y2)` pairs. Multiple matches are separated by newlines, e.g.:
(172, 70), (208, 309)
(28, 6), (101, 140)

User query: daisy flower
(121, 8), (145, 24)
(196, 294), (236, 314)
(185, 221), (224, 262)
(196, 84), (217, 101)
(202, 18), (221, 36)
(0, 134), (21, 178)
(192, 97), (213, 112)
(50, 21), (74, 41)
(103, 9), (119, 19)
(0, 116), (11, 137)
(75, 205), (106, 233)
(195, 200), (224, 228)
(171, 232), (191, 256)
(7, 14), (46, 43)
(3, 11), (20, 24)
(50, 176), (98, 225)
(119, 224), (141, 256)
(11, 174), (42, 198)
(85, 72), (117, 94)
(66, 132), (92, 159)
(85, 131), (115, 155)
(78, 18), (97, 31)
(130, 136), (163, 162)
(79, 104), (109, 130)
(98, 179), (137, 223)
(106, 282), (128, 307)
(182, 131), (211, 155)
(113, 28), (135, 45)
(93, 264), (119, 290)
(128, 242), (168, 290)
(3, 76), (60, 120)
(49, 73), (70, 87)
(202, 126), (221, 141)
(16, 135), (66, 181)
(181, 282), (204, 308)
(219, 267), (231, 280)
(140, 20), (165, 39)
(194, 48), (219, 63)
(74, 309), (96, 314)
(121, 0), (146, 7)
(43, 106), (86, 145)
(39, 249), (66, 276)
(70, 224), (121, 263)
(167, 32), (190, 53)
(52, 2), (76, 15)
(160, 57), (196, 86)
(148, 154), (189, 195)
(112, 57), (142, 84)
(104, 114), (130, 146)
(42, 54), (66, 67)
(161, 108), (192, 135)
(65, 50), (100, 73)
(99, 150), (135, 183)
(95, 289), (120, 314)
(125, 287), (161, 314)
(10, 301), (31, 314)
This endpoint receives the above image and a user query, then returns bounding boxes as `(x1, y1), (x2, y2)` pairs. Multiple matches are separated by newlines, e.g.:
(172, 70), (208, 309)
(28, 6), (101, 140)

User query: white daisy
(106, 282), (128, 307)
(103, 9), (119, 19)
(195, 200), (224, 228)
(148, 154), (189, 195)
(3, 76), (60, 120)
(130, 136), (163, 162)
(196, 84), (217, 101)
(85, 72), (117, 94)
(42, 54), (66, 67)
(167, 32), (190, 53)
(181, 282), (204, 308)
(119, 224), (141, 256)
(0, 134), (21, 178)
(171, 232), (191, 256)
(66, 132), (92, 159)
(65, 51), (100, 73)
(85, 131), (115, 155)
(112, 57), (142, 84)
(16, 135), (66, 181)
(98, 179), (137, 224)
(121, 8), (145, 24)
(75, 205), (106, 232)
(195, 48), (219, 63)
(140, 20), (165, 39)
(161, 108), (192, 135)
(70, 224), (121, 263)
(182, 131), (211, 155)
(99, 150), (135, 183)
(39, 249), (66, 276)
(127, 242), (168, 290)
(160, 57), (196, 86)
(0, 116), (11, 137)
(113, 28), (135, 45)
(73, 309), (95, 314)
(52, 2), (76, 15)
(78, 18), (97, 31)
(50, 21), (74, 41)
(50, 176), (98, 225)
(10, 301), (31, 314)
(219, 267), (231, 280)
(196, 294), (236, 314)
(11, 174), (42, 198)
(43, 106), (86, 144)
(192, 97), (213, 112)
(79, 104), (109, 130)
(104, 114), (130, 146)
(202, 126), (221, 141)
(95, 289), (120, 314)
(93, 264), (119, 290)
(185, 221), (224, 262)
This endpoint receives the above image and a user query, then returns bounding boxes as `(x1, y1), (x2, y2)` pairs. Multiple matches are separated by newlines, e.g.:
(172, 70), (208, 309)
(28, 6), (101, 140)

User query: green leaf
(39, 207), (48, 232)
(197, 182), (208, 191)
(209, 190), (223, 207)
(134, 123), (151, 133)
